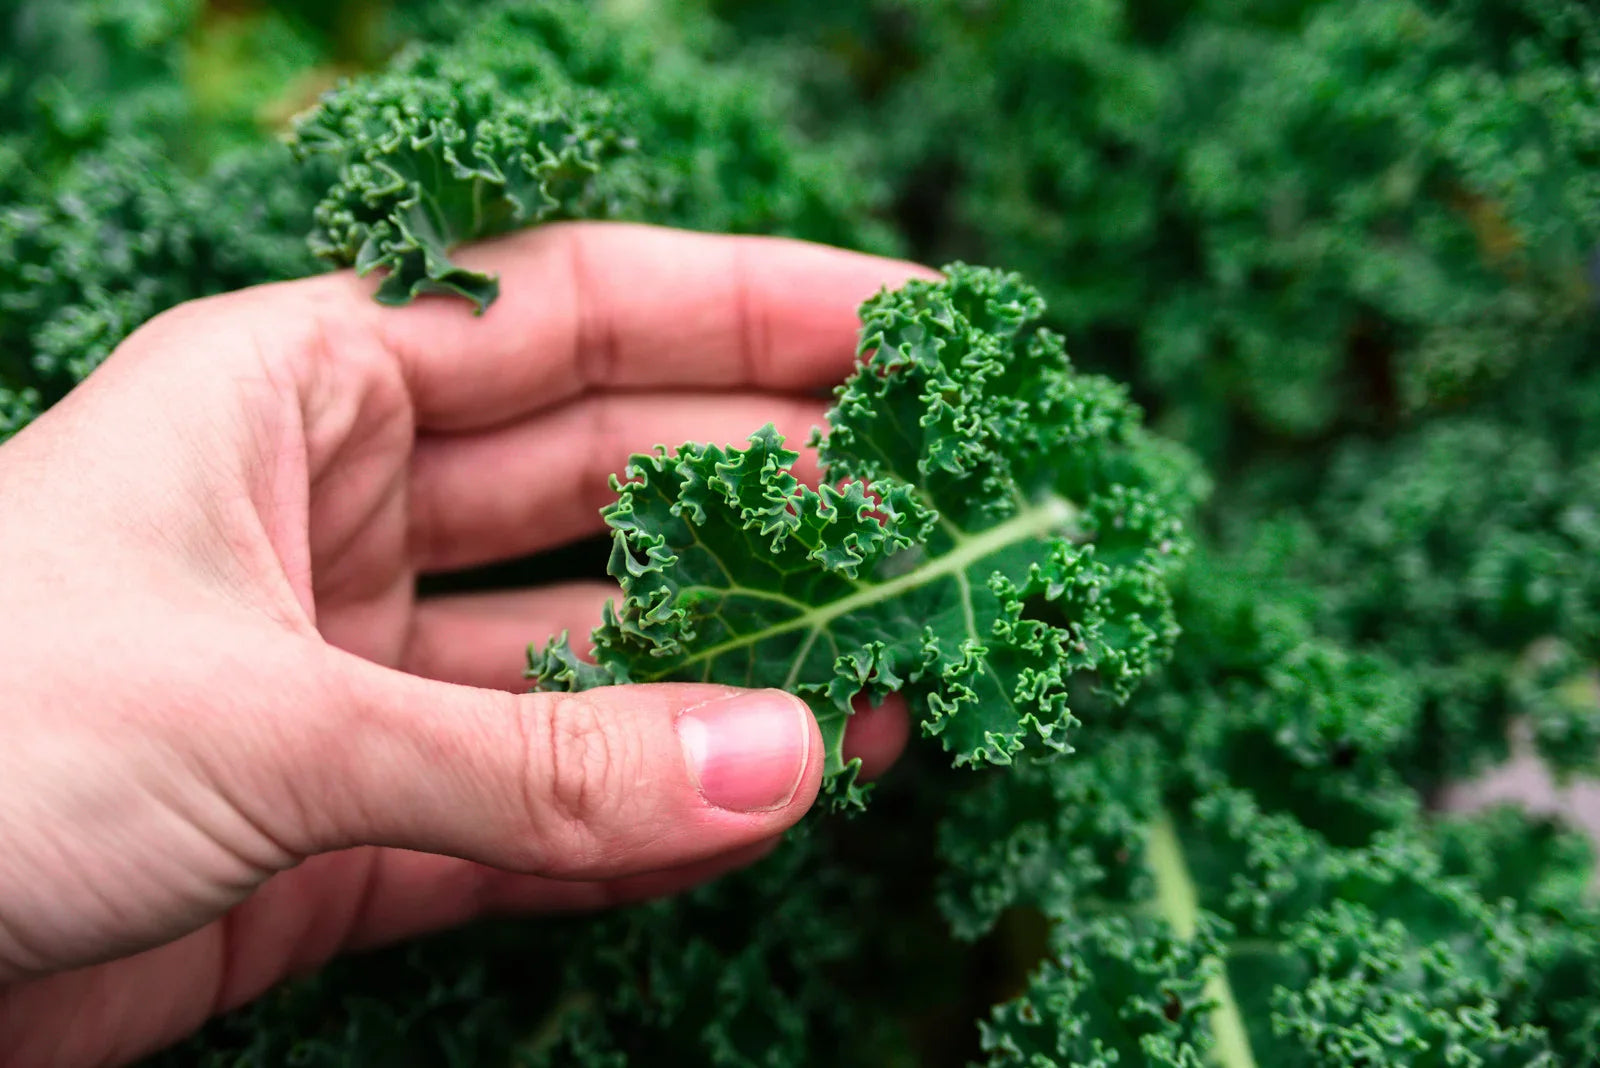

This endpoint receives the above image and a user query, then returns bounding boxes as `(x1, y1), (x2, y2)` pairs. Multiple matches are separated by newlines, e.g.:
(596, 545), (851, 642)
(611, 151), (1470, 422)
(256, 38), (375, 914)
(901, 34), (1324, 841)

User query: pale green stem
(1148, 812), (1260, 1068)
(638, 494), (1078, 681)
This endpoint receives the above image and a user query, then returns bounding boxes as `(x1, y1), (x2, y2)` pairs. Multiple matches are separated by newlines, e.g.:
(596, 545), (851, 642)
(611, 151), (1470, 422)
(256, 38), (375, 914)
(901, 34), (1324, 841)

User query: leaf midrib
(1149, 812), (1261, 1068)
(636, 494), (1078, 683)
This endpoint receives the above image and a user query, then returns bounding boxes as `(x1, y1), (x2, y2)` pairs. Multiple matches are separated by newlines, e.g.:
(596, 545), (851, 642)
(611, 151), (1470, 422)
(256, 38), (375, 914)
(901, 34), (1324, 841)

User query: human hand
(0, 224), (927, 1065)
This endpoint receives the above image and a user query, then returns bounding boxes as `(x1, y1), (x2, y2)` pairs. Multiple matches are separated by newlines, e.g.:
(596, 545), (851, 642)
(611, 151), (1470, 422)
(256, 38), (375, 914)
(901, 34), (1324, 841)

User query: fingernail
(677, 691), (811, 813)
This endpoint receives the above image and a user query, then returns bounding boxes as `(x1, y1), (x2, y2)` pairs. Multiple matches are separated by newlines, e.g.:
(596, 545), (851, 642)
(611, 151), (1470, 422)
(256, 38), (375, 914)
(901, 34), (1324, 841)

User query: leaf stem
(1148, 812), (1259, 1068)
(639, 494), (1077, 681)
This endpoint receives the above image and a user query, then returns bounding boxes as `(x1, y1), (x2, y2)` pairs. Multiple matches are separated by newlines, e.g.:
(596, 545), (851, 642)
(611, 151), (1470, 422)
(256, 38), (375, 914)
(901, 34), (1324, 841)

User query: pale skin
(0, 224), (930, 1065)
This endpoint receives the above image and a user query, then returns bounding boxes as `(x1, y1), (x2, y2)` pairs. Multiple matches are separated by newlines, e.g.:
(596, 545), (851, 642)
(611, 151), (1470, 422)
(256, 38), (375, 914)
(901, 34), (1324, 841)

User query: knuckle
(111, 298), (228, 373)
(133, 293), (229, 338)
(524, 694), (631, 864)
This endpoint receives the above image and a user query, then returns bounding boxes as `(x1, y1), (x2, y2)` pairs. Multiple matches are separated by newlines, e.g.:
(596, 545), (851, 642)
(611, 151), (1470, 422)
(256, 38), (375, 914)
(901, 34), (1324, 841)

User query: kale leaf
(290, 71), (639, 311)
(530, 265), (1194, 804)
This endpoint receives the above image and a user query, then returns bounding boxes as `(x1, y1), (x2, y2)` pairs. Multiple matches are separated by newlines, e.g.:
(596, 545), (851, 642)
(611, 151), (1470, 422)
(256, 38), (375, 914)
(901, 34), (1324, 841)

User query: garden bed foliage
(4, 1), (1600, 1064)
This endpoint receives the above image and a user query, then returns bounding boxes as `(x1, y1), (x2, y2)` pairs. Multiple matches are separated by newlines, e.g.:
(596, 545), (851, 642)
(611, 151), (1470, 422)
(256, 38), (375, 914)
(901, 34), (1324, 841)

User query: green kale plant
(0, 0), (888, 443)
(2, 0), (1598, 1065)
(291, 71), (640, 309)
(710, 0), (1600, 459)
(531, 266), (1192, 801)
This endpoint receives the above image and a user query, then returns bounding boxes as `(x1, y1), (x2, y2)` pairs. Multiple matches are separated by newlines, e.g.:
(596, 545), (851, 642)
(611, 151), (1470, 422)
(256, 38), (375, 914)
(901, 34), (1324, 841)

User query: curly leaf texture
(530, 266), (1195, 805)
(290, 69), (639, 311)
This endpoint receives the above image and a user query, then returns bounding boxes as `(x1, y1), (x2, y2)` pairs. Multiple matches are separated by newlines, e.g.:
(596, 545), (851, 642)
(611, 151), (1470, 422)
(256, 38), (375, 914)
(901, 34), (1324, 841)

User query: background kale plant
(2, 0), (1599, 1064)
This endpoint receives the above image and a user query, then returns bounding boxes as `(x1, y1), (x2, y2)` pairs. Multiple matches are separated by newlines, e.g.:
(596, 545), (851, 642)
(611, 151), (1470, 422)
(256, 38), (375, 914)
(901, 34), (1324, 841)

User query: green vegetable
(291, 70), (639, 309)
(531, 266), (1191, 803)
(1, 1), (1597, 1064)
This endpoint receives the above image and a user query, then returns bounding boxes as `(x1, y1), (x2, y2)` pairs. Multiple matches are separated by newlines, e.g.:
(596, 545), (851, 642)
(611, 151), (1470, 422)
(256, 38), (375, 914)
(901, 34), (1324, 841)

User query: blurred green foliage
(2, 0), (1599, 1064)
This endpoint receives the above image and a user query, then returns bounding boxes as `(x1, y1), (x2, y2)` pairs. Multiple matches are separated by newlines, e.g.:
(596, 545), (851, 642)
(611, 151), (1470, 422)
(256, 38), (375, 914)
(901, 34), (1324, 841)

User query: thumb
(293, 652), (823, 879)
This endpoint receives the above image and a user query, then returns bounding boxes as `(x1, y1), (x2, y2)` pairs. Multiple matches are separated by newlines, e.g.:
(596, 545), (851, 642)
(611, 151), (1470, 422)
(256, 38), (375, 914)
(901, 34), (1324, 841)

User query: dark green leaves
(1269, 901), (1554, 1067)
(0, 140), (320, 409)
(284, 0), (895, 314)
(936, 736), (1163, 940)
(531, 266), (1192, 803)
(290, 71), (639, 311)
(0, 386), (38, 444)
(979, 914), (1224, 1067)
(13, 3), (1600, 1064)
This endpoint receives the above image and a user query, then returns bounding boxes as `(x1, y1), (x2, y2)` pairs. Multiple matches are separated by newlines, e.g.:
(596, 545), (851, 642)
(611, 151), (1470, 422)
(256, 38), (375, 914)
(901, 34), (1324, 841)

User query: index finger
(315, 223), (938, 431)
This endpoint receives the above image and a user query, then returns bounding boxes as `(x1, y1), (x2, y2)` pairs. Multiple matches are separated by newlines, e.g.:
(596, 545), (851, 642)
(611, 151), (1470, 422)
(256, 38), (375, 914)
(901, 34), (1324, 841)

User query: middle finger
(408, 392), (829, 573)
